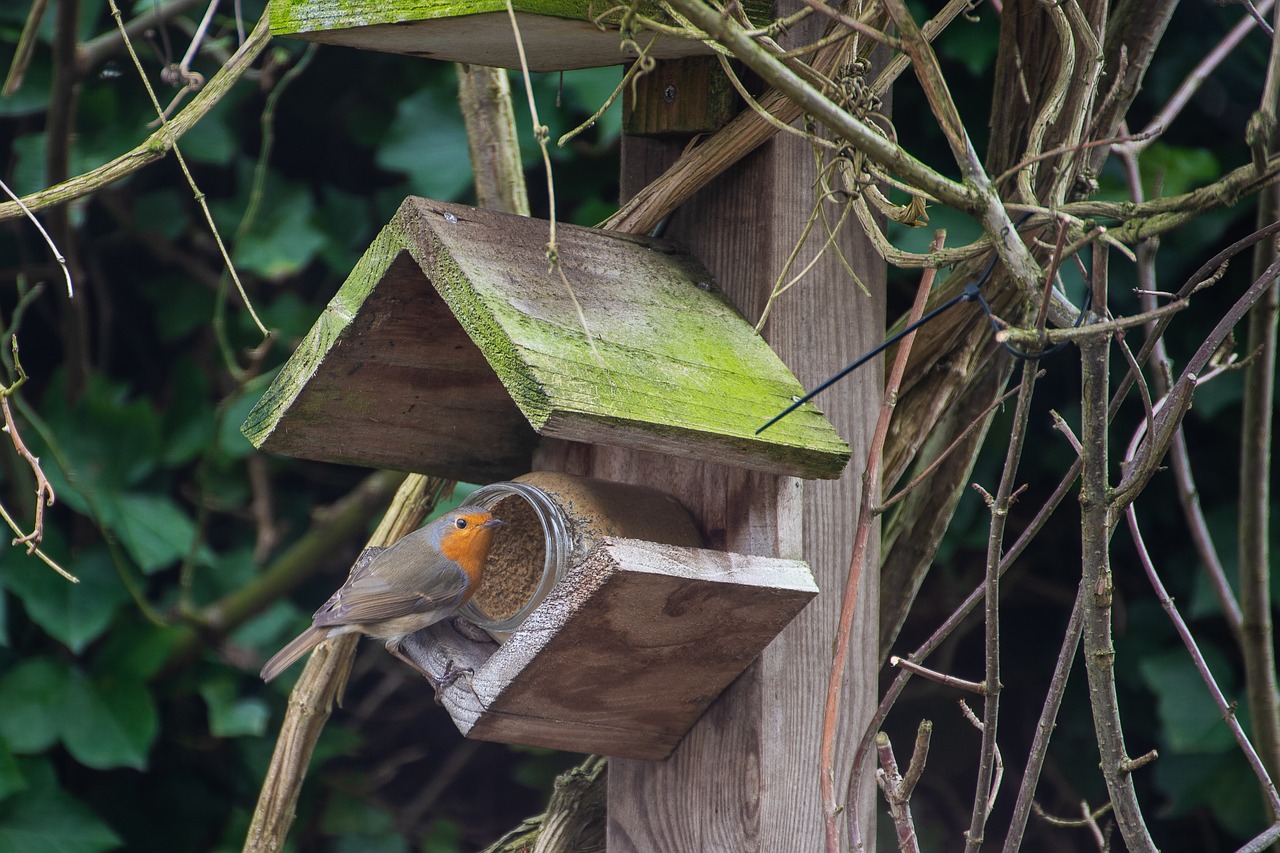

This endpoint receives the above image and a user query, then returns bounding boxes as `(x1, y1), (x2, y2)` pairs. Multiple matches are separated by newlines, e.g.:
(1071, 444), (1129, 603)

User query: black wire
(757, 215), (1093, 434)
(755, 288), (976, 435)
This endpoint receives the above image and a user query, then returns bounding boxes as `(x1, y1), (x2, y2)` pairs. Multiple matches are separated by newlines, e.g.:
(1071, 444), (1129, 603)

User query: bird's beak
(481, 517), (504, 529)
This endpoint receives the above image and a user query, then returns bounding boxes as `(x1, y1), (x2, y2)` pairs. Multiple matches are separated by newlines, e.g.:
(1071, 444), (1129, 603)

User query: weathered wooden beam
(403, 537), (818, 760)
(622, 57), (739, 137)
(548, 8), (883, 847)
(267, 0), (770, 71)
(243, 197), (852, 482)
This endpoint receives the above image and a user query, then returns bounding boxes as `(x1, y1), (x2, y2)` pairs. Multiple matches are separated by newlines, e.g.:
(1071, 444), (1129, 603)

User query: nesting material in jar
(461, 472), (702, 639)
(470, 496), (546, 624)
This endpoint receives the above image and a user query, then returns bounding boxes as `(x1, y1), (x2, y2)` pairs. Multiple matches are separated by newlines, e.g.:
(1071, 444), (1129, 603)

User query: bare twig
(0, 11), (271, 224)
(835, 232), (946, 853)
(878, 0), (1061, 324)
(997, 299), (1188, 347)
(1032, 800), (1113, 851)
(878, 373), (1043, 513)
(1, 0), (48, 96)
(1050, 409), (1083, 455)
(0, 341), (53, 553)
(965, 357), (1039, 851)
(1117, 0), (1275, 157)
(889, 656), (985, 694)
(0, 178), (74, 298)
(107, 0), (268, 339)
(1002, 591), (1086, 852)
(1126, 505), (1280, 815)
(1079, 312), (1157, 851)
(1237, 183), (1280, 806)
(875, 727), (927, 853)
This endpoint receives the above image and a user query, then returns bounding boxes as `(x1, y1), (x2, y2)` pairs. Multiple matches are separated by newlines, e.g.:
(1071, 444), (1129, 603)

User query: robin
(260, 506), (502, 682)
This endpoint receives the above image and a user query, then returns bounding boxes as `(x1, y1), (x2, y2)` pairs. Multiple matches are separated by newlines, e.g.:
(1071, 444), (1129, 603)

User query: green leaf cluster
(0, 0), (610, 847)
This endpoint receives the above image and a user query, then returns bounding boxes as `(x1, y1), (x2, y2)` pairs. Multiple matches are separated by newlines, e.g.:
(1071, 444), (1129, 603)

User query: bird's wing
(312, 554), (470, 628)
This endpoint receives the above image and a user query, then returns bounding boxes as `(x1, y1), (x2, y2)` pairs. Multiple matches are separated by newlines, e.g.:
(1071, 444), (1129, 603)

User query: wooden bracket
(623, 57), (740, 138)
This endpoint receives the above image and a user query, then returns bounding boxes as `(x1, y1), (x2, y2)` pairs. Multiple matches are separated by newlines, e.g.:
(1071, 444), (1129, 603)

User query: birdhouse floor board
(242, 196), (850, 482)
(403, 537), (817, 759)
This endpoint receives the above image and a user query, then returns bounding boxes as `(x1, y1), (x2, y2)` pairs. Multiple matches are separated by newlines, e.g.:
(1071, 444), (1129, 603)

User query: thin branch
(0, 341), (54, 553)
(965, 358), (1040, 851)
(875, 728), (925, 853)
(835, 232), (946, 853)
(1002, 591), (1085, 853)
(74, 0), (207, 76)
(0, 177), (73, 298)
(107, 0), (268, 339)
(1237, 183), (1280, 802)
(878, 0), (1062, 324)
(2, 0), (49, 97)
(1117, 0), (1275, 157)
(997, 299), (1188, 347)
(889, 656), (985, 694)
(1126, 506), (1280, 815)
(878, 372), (1043, 514)
(1079, 312), (1157, 851)
(659, 0), (976, 214)
(796, 0), (900, 48)
(0, 10), (271, 223)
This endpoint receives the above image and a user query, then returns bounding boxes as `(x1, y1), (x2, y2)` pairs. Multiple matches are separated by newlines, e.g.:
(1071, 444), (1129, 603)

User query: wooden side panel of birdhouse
(240, 221), (539, 482)
(404, 537), (818, 759)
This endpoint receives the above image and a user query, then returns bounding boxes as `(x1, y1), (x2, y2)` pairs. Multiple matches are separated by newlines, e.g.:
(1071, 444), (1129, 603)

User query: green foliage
(0, 0), (620, 847)
(0, 0), (1270, 849)
(0, 657), (156, 770)
(0, 760), (121, 853)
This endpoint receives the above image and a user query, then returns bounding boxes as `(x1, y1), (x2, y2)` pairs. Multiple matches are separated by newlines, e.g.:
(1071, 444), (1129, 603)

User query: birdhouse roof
(242, 197), (851, 482)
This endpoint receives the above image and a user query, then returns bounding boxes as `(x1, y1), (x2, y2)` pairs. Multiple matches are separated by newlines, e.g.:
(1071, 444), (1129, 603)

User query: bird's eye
(455, 517), (468, 529)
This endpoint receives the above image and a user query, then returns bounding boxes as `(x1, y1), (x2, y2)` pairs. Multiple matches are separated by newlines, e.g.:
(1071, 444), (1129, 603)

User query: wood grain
(622, 57), (739, 137)
(402, 537), (817, 760)
(573, 34), (884, 850)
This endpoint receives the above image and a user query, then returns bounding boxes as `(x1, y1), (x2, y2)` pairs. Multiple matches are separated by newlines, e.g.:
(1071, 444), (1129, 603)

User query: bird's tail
(260, 626), (328, 682)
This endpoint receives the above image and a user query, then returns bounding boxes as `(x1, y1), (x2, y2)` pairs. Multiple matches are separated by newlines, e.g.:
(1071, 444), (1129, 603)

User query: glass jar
(460, 472), (702, 640)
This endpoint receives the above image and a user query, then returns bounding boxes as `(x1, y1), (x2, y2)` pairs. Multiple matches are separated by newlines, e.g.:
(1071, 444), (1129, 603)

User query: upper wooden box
(268, 0), (770, 71)
(241, 197), (851, 482)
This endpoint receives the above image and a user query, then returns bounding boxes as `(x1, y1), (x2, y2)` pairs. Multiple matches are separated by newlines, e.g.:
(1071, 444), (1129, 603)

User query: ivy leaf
(1138, 648), (1237, 753)
(0, 739), (25, 800)
(200, 681), (269, 738)
(112, 493), (199, 574)
(218, 175), (327, 281)
(0, 760), (120, 853)
(0, 658), (69, 754)
(59, 670), (157, 771)
(377, 82), (473, 202)
(0, 547), (128, 653)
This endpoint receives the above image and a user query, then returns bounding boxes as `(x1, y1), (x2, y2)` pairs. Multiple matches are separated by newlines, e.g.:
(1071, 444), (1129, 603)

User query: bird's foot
(428, 659), (473, 705)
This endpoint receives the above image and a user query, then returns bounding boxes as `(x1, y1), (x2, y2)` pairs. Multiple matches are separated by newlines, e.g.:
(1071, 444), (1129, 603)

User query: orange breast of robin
(438, 511), (499, 596)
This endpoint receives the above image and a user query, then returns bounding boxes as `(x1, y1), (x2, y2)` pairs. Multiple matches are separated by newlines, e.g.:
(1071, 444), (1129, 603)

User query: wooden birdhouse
(243, 197), (851, 758)
(267, 0), (772, 71)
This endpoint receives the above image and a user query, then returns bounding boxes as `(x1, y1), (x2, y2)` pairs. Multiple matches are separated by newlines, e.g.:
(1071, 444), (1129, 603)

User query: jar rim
(459, 481), (570, 637)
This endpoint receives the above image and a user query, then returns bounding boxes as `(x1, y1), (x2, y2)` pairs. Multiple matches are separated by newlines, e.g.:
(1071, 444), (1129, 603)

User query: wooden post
(536, 48), (884, 853)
